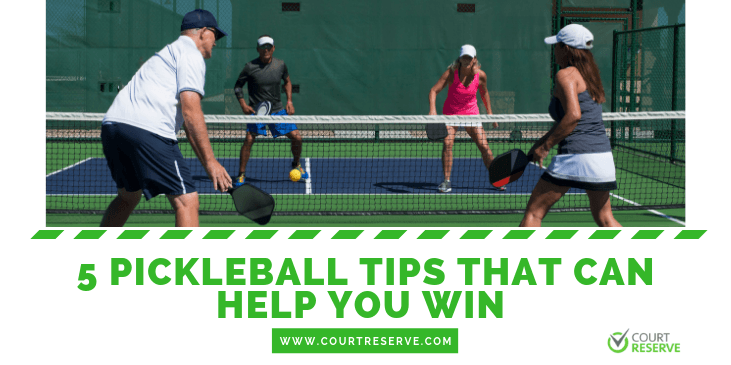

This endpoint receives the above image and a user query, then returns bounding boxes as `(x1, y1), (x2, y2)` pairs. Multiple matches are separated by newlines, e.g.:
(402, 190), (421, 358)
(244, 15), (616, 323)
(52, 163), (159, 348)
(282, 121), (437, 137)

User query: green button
(271, 328), (458, 353)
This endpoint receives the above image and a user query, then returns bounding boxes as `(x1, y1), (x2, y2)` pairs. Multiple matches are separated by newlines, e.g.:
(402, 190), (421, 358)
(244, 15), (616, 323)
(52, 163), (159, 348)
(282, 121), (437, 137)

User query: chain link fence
(611, 23), (685, 164)
(612, 23), (685, 112)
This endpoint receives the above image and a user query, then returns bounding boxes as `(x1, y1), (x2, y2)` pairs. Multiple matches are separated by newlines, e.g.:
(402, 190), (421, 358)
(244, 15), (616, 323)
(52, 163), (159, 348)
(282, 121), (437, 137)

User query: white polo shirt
(103, 36), (206, 140)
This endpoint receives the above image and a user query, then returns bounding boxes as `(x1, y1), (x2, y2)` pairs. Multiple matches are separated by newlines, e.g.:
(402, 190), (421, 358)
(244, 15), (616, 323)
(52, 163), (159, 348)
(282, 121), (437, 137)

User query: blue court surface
(46, 157), (583, 196)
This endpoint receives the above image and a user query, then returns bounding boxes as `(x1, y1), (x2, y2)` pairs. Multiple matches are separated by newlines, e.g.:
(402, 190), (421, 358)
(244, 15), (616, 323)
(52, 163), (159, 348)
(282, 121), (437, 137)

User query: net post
(610, 30), (618, 148)
(611, 29), (618, 113)
(631, 0), (639, 30)
(554, 0), (562, 35)
(628, 3), (639, 142)
(610, 120), (616, 149)
(670, 24), (681, 163)
(628, 33), (637, 143)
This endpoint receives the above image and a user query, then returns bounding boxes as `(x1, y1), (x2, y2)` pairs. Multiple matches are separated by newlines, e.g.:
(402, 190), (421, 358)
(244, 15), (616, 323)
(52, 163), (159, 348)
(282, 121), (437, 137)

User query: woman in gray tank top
(520, 24), (621, 227)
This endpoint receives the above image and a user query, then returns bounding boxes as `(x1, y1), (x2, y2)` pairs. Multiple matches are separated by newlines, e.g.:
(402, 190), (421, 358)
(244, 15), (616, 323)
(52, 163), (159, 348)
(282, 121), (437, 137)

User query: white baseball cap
(544, 24), (594, 50)
(460, 44), (476, 58)
(257, 36), (274, 47)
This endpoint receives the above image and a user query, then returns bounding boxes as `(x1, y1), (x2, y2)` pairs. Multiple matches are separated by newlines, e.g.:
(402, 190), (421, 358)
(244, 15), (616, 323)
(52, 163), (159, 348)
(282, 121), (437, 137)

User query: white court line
(46, 157), (94, 178)
(610, 193), (686, 226)
(305, 158), (312, 194)
(529, 161), (685, 226)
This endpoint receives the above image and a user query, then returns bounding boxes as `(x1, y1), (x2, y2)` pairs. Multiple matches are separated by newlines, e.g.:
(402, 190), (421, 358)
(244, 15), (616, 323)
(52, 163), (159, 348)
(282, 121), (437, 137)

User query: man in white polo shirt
(100, 9), (231, 227)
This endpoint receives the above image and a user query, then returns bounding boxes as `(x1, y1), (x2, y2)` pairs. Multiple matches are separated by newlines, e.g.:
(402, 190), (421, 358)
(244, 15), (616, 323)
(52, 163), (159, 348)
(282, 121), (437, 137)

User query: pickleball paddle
(488, 149), (534, 188)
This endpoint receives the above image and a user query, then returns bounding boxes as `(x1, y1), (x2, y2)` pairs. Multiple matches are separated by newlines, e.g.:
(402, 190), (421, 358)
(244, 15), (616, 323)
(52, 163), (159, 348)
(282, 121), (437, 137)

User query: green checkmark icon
(608, 329), (630, 353)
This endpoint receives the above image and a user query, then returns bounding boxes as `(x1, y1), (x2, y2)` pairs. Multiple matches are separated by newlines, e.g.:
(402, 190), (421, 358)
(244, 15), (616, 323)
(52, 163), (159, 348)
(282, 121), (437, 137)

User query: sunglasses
(258, 44), (273, 50)
(206, 27), (220, 39)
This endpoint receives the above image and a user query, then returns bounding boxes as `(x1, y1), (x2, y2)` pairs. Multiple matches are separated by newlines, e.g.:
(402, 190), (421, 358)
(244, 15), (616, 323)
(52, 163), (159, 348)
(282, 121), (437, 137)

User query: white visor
(460, 44), (476, 58)
(257, 37), (274, 47)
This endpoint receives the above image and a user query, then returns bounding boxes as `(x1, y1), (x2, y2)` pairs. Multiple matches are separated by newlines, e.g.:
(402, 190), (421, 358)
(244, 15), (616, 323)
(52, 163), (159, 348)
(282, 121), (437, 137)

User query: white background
(2, 1), (729, 364)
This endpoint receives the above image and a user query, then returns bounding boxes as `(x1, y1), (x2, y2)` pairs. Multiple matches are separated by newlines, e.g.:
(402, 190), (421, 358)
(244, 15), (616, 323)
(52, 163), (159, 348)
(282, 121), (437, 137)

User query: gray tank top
(548, 90), (611, 155)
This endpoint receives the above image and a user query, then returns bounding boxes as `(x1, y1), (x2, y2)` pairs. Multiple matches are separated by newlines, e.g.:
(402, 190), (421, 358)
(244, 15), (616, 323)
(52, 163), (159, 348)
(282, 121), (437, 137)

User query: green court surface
(47, 208), (685, 227)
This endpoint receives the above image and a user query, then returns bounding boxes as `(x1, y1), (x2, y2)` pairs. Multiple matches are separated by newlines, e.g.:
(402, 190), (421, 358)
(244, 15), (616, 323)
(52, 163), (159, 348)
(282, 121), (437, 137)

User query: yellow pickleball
(289, 169), (301, 182)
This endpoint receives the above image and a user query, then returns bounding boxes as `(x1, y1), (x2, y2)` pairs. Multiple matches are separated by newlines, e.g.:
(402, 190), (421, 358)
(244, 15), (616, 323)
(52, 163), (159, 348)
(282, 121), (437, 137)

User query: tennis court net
(46, 111), (685, 215)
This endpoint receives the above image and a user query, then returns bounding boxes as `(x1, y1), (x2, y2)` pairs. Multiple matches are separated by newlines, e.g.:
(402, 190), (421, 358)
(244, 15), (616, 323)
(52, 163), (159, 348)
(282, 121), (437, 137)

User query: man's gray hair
(181, 28), (201, 36)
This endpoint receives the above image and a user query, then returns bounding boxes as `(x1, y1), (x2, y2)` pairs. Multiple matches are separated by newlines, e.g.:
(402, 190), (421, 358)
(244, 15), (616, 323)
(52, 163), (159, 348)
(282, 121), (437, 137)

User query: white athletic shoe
(438, 180), (452, 193)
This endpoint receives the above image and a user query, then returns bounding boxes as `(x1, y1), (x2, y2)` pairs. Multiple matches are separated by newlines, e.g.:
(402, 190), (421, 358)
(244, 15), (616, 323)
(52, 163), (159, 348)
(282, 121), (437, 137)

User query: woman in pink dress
(428, 45), (499, 193)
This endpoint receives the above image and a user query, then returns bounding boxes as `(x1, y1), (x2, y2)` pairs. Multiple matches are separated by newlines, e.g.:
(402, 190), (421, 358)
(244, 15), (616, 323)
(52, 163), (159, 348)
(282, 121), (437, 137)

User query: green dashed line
(632, 230), (664, 239)
(117, 230), (149, 239)
(75, 230), (106, 239)
(589, 230), (621, 239)
(374, 230), (407, 239)
(28, 228), (708, 240)
(289, 230), (321, 239)
(460, 230), (492, 239)
(546, 230), (578, 239)
(203, 230), (235, 239)
(675, 230), (706, 239)
(32, 230), (64, 239)
(503, 230), (535, 239)
(417, 230), (449, 239)
(160, 230), (192, 239)
(332, 230), (364, 239)
(246, 230), (278, 239)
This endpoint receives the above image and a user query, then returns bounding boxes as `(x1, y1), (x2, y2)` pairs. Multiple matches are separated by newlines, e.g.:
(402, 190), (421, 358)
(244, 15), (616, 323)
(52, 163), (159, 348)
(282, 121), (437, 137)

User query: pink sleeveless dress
(443, 70), (479, 115)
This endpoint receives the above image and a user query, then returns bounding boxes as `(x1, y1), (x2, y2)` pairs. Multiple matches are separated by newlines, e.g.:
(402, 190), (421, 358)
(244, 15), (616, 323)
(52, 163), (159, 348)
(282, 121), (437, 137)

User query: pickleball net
(46, 111), (685, 215)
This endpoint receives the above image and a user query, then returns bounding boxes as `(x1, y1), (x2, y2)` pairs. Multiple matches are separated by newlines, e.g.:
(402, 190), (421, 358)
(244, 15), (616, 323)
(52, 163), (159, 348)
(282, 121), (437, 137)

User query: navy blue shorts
(101, 122), (196, 200)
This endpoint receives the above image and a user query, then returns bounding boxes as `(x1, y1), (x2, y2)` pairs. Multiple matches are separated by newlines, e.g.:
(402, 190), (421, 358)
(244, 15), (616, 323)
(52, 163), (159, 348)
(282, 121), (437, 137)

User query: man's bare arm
(180, 91), (232, 192)
(284, 76), (295, 115)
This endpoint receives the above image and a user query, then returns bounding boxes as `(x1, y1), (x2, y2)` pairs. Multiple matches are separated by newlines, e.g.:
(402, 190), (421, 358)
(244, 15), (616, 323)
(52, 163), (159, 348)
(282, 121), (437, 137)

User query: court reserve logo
(607, 329), (681, 354)
(608, 329), (630, 353)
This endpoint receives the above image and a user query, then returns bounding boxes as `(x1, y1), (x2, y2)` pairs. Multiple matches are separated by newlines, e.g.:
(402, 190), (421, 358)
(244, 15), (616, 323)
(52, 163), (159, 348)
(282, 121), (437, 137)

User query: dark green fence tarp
(47, 0), (683, 115)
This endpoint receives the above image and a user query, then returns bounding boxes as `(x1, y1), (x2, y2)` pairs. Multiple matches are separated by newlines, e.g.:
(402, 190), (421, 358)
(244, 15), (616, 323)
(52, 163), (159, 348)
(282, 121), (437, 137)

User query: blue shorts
(247, 109), (298, 138)
(101, 122), (196, 200)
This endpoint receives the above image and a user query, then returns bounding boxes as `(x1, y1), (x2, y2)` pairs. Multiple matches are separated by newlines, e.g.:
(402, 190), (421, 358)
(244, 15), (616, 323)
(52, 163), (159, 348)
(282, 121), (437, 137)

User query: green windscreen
(48, 0), (555, 115)
(47, 1), (684, 116)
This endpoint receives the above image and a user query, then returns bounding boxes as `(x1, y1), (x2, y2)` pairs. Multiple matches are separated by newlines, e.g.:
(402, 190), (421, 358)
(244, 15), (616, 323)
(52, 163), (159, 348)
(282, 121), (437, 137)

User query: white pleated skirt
(542, 151), (618, 191)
